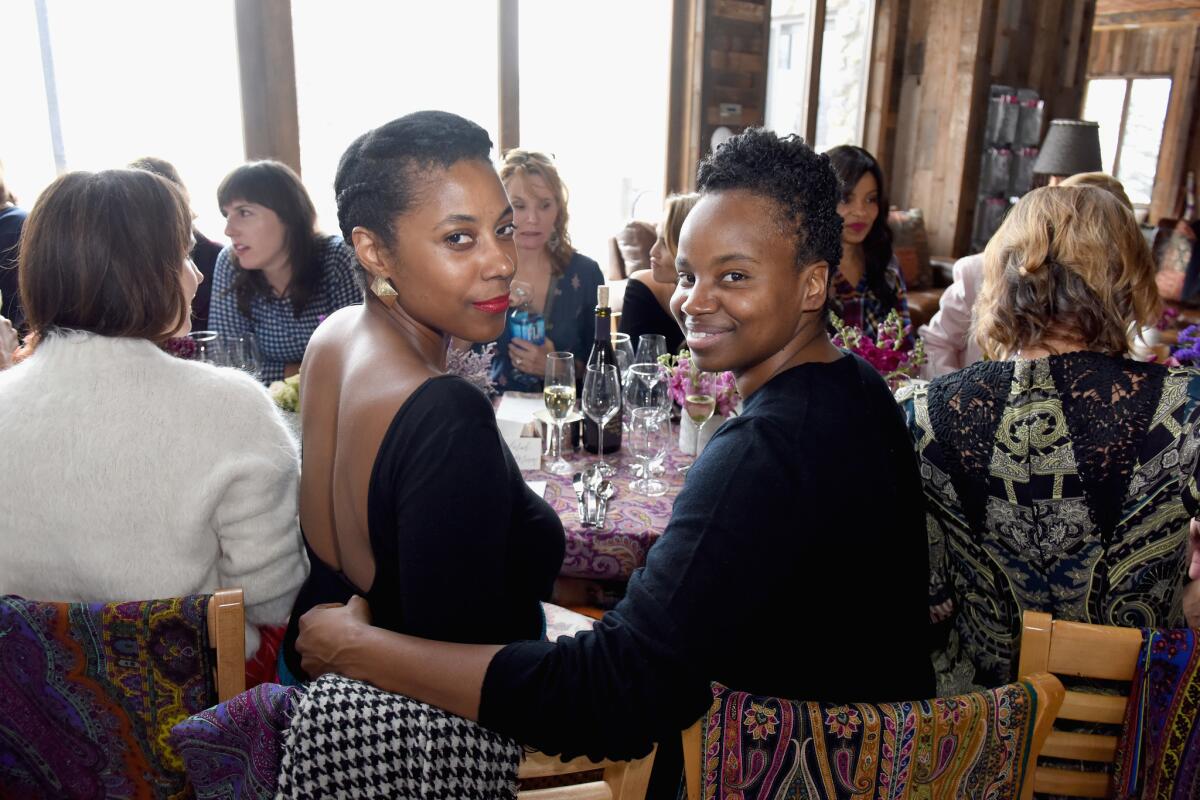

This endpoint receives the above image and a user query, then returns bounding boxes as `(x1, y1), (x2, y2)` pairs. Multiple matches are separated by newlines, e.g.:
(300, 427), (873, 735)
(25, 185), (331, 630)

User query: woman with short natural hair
(0, 168), (308, 658)
(902, 184), (1200, 695)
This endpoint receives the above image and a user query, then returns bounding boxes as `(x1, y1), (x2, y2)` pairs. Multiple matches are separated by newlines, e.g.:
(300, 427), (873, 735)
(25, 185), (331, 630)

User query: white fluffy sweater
(0, 332), (309, 657)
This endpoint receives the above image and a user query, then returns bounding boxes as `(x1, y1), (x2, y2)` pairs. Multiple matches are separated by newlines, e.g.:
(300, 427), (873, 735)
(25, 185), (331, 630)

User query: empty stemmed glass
(582, 363), (622, 476)
(542, 351), (576, 476)
(628, 407), (670, 496)
(612, 332), (635, 379)
(188, 330), (228, 366)
(634, 334), (667, 368)
(227, 333), (262, 380)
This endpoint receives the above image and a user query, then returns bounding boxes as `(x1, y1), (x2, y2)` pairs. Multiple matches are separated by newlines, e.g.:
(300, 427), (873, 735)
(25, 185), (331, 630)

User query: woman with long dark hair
(210, 161), (362, 382)
(824, 145), (912, 346)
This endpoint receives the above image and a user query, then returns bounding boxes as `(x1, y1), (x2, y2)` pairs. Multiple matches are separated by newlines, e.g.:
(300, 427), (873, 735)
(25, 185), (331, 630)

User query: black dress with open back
(281, 374), (565, 682)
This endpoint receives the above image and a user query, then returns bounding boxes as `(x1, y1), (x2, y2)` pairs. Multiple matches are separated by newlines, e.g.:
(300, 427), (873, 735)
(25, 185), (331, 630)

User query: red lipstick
(473, 295), (510, 314)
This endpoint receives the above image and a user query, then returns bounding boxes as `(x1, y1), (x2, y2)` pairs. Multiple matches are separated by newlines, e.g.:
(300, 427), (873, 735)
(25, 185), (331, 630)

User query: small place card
(524, 480), (547, 497)
(506, 436), (543, 471)
(496, 394), (544, 425)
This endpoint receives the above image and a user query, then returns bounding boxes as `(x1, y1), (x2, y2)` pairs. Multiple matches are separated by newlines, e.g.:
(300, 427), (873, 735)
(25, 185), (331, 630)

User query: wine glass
(227, 333), (262, 380)
(188, 330), (228, 366)
(582, 363), (622, 476)
(624, 363), (666, 417)
(542, 351), (576, 476)
(628, 407), (669, 496)
(612, 332), (635, 379)
(634, 334), (668, 367)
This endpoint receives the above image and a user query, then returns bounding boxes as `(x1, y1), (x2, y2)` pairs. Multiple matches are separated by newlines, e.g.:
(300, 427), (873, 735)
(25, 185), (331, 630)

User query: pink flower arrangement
(658, 350), (740, 417)
(830, 310), (926, 384)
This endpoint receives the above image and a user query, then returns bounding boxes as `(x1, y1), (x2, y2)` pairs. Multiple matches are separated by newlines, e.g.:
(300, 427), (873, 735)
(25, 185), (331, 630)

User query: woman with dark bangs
(824, 145), (912, 347)
(210, 161), (362, 383)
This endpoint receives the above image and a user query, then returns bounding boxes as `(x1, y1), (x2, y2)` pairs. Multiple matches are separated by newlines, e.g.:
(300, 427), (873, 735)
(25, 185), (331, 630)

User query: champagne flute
(542, 351), (576, 476)
(679, 385), (716, 474)
(582, 363), (622, 476)
(628, 406), (669, 496)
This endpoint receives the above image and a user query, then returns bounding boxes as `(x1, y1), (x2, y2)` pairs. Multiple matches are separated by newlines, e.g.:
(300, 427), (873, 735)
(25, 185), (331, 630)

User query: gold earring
(371, 275), (398, 300)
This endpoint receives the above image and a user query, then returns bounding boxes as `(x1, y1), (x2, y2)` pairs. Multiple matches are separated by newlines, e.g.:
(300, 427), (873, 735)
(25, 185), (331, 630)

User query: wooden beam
(1095, 9), (1200, 27)
(233, 0), (300, 172)
(666, 0), (703, 193)
(803, 0), (827, 145)
(864, 0), (909, 171)
(498, 0), (519, 153)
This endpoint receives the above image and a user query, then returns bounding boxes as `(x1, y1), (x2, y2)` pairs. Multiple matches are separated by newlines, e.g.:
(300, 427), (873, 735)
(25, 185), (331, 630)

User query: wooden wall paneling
(234, 0), (300, 172)
(498, 0), (520, 153)
(863, 0), (909, 172)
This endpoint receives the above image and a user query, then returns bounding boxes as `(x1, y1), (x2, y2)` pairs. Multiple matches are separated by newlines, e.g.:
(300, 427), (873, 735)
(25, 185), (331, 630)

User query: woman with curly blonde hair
(901, 185), (1200, 695)
(490, 149), (604, 392)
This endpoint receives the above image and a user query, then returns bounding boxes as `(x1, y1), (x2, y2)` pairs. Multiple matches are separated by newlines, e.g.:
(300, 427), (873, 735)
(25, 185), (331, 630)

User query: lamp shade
(1032, 119), (1103, 176)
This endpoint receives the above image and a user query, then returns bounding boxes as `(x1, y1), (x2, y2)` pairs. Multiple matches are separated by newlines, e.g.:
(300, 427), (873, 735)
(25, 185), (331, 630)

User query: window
(765, 2), (813, 137)
(518, 0), (672, 261)
(813, 0), (874, 152)
(2, 0), (244, 240)
(1083, 77), (1172, 206)
(766, 0), (875, 150)
(292, 1), (499, 232)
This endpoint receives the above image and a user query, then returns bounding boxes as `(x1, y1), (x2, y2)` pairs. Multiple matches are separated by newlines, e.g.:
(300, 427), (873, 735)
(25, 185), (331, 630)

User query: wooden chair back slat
(1040, 730), (1118, 762)
(1018, 611), (1145, 798)
(206, 588), (246, 702)
(1058, 691), (1128, 725)
(1034, 766), (1111, 798)
(517, 747), (654, 800)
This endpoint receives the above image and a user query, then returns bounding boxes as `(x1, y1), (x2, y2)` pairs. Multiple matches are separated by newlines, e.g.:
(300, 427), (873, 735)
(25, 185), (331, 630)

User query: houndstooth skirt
(275, 674), (521, 799)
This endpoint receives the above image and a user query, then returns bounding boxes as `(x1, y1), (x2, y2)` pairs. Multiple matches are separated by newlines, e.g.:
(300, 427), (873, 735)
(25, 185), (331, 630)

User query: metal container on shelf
(1017, 97), (1044, 147)
(1009, 147), (1038, 197)
(973, 196), (1011, 251)
(985, 89), (1018, 145)
(982, 147), (1013, 195)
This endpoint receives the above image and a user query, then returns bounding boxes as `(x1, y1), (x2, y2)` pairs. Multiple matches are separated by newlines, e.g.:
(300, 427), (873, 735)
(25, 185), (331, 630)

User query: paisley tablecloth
(527, 447), (688, 580)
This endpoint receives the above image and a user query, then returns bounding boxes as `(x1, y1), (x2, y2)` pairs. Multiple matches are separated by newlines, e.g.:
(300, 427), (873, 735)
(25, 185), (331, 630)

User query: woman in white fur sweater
(0, 169), (308, 658)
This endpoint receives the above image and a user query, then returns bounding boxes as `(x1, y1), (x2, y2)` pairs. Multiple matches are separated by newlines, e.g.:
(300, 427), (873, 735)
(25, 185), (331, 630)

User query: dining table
(523, 442), (689, 582)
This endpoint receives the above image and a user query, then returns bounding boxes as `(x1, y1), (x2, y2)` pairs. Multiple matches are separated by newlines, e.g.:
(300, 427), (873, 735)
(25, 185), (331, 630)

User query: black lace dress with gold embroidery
(901, 353), (1200, 695)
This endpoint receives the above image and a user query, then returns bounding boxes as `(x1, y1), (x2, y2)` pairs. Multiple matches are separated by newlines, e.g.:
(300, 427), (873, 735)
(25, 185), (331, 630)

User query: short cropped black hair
(696, 128), (843, 273)
(335, 110), (493, 286)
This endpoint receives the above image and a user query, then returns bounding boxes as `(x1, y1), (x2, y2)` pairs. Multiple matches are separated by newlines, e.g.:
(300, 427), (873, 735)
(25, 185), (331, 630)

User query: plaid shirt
(830, 254), (913, 348)
(210, 235), (362, 383)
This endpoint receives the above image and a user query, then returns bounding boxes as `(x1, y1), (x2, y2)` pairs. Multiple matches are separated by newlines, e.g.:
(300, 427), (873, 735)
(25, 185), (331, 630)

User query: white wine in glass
(684, 394), (716, 426)
(543, 385), (576, 420)
(543, 351), (576, 475)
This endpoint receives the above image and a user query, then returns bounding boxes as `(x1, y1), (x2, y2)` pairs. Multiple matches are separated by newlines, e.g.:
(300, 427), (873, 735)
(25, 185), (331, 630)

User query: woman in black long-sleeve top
(295, 128), (934, 766)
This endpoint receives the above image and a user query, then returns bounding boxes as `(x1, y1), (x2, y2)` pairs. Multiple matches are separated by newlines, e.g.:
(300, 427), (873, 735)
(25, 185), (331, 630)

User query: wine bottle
(583, 285), (622, 454)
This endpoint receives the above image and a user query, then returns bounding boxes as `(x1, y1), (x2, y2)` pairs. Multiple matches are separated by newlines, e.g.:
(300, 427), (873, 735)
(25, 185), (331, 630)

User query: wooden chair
(0, 589), (247, 798)
(516, 747), (656, 800)
(207, 587), (247, 701)
(682, 672), (1064, 800)
(1017, 610), (1144, 798)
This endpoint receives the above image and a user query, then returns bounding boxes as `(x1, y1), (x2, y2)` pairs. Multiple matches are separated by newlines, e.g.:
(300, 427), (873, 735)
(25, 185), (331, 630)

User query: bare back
(299, 302), (441, 592)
